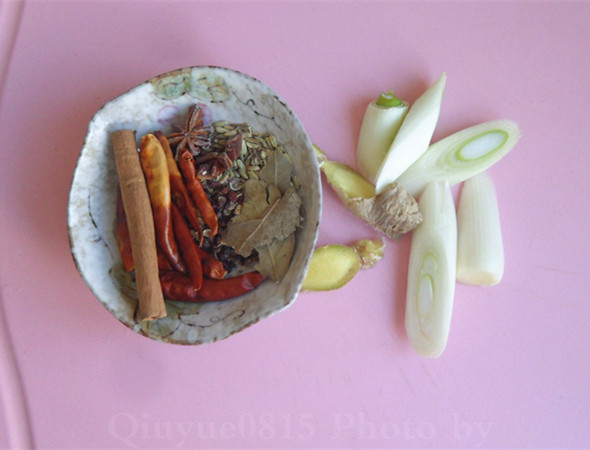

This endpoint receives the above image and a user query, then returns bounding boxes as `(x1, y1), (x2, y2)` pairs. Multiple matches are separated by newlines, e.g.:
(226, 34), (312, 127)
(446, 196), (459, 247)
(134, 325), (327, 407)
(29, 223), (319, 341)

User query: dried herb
(239, 179), (281, 220)
(220, 178), (301, 281)
(258, 149), (294, 193)
(235, 181), (297, 281)
(221, 184), (301, 257)
(255, 234), (296, 282)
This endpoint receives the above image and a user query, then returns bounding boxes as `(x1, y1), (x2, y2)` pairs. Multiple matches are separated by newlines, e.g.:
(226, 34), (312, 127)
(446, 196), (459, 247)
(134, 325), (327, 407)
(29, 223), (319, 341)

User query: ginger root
(302, 238), (385, 291)
(314, 144), (422, 240)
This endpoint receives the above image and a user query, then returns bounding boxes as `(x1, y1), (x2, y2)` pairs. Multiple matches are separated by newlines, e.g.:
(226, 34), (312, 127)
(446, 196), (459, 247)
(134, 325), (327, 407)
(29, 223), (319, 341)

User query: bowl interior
(68, 66), (321, 344)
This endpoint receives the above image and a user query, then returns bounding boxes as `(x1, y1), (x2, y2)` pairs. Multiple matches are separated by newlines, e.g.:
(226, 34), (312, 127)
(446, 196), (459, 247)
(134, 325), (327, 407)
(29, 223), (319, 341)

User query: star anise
(167, 105), (212, 158)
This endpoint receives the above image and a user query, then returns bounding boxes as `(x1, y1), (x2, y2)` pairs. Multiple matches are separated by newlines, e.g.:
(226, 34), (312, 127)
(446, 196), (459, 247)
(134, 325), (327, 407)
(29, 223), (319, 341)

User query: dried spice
(221, 179), (301, 281)
(239, 179), (282, 220)
(221, 186), (301, 258)
(195, 117), (301, 277)
(114, 102), (304, 308)
(158, 105), (302, 281)
(258, 148), (294, 193)
(255, 234), (296, 282)
(167, 104), (212, 157)
(194, 134), (243, 180)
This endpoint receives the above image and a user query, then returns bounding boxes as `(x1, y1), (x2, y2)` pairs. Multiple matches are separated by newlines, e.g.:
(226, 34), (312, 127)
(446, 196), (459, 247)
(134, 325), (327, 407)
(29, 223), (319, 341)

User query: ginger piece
(313, 144), (328, 167)
(353, 238), (386, 269)
(321, 161), (376, 199)
(347, 183), (422, 240)
(314, 144), (422, 240)
(302, 239), (386, 291)
(302, 244), (361, 291)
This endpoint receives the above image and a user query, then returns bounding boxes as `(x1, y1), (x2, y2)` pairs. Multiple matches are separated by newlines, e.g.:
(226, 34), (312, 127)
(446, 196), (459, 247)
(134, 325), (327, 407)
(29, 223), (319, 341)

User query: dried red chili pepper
(159, 270), (265, 302)
(197, 271), (264, 301)
(171, 203), (203, 291)
(115, 187), (135, 273)
(155, 131), (203, 244)
(139, 134), (186, 273)
(157, 250), (172, 273)
(159, 271), (199, 302)
(178, 149), (219, 235)
(196, 246), (227, 280)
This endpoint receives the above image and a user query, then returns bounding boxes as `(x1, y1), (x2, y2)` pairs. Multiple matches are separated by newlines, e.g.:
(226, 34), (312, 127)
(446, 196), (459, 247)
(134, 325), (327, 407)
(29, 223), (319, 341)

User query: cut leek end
(456, 172), (505, 287)
(406, 327), (449, 358)
(302, 244), (361, 291)
(376, 90), (403, 108)
(456, 269), (502, 286)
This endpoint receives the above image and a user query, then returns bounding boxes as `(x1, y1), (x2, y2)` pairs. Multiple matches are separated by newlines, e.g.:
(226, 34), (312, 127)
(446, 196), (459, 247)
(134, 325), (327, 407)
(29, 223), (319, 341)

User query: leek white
(396, 119), (520, 198)
(456, 172), (504, 285)
(405, 180), (457, 358)
(356, 99), (409, 183)
(374, 72), (447, 194)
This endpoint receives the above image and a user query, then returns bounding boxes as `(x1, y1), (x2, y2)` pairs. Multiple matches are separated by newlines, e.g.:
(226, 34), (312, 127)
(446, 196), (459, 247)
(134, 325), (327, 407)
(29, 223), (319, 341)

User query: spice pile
(113, 104), (301, 320)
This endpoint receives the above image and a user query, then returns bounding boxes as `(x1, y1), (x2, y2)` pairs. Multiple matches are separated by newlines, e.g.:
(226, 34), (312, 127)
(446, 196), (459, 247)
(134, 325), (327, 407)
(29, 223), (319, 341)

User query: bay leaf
(255, 233), (296, 282)
(258, 149), (293, 193)
(237, 179), (282, 222)
(221, 187), (301, 257)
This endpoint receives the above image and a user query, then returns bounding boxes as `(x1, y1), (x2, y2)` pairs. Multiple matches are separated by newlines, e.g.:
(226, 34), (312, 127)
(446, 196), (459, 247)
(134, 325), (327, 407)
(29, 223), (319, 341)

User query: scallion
(374, 72), (447, 194)
(356, 93), (409, 183)
(396, 119), (521, 198)
(376, 91), (403, 108)
(456, 172), (504, 286)
(405, 180), (457, 358)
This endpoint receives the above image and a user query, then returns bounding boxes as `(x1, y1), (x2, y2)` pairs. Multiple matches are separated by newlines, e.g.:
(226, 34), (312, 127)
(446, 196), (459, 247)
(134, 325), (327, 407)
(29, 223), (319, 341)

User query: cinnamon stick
(112, 129), (167, 321)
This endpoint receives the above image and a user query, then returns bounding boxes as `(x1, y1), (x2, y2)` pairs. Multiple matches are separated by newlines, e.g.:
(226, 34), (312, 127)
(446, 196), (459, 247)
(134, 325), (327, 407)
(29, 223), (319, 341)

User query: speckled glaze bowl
(68, 66), (321, 344)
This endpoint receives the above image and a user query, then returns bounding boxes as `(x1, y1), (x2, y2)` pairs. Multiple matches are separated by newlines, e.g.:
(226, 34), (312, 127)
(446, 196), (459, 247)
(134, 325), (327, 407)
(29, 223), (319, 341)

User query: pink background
(1, 1), (589, 448)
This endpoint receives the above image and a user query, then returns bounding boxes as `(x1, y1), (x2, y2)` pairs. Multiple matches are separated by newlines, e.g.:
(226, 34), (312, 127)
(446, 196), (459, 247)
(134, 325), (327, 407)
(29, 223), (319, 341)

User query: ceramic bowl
(68, 66), (321, 345)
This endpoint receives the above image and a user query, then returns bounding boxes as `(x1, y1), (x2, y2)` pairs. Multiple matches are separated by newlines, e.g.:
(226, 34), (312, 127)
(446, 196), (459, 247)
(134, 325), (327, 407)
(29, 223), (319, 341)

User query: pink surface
(1, 1), (589, 448)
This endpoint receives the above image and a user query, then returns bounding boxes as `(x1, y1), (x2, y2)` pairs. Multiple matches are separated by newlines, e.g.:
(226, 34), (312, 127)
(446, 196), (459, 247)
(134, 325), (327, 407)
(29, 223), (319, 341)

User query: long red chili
(159, 271), (265, 302)
(155, 131), (203, 244)
(157, 249), (172, 273)
(171, 203), (203, 291)
(178, 149), (219, 235)
(139, 134), (185, 273)
(115, 187), (135, 273)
